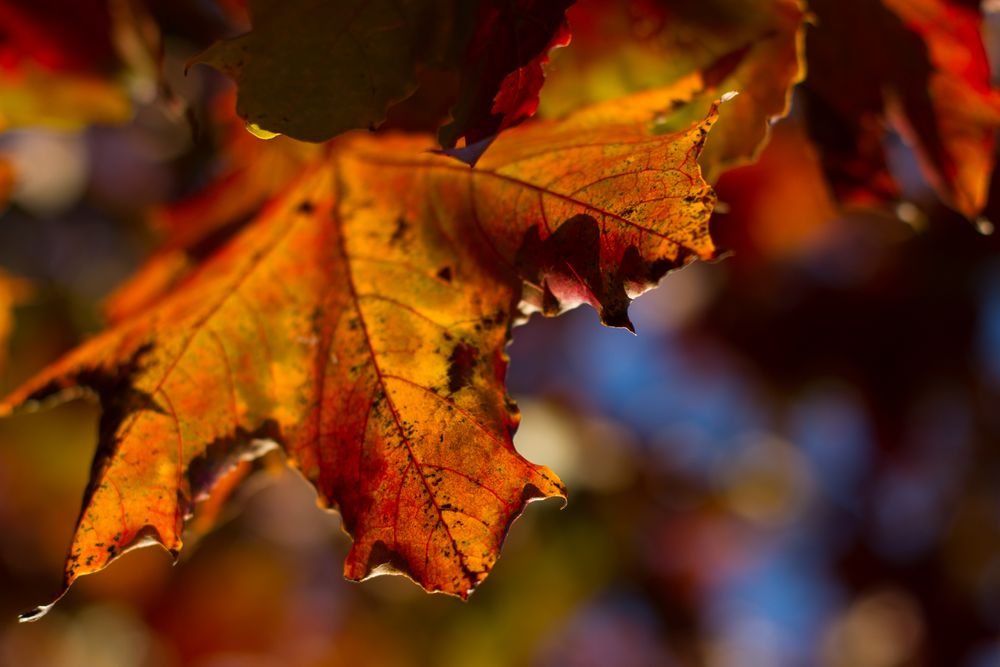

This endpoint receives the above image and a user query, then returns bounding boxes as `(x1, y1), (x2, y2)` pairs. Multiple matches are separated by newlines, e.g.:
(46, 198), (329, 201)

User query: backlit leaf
(882, 0), (1000, 218)
(539, 0), (807, 180)
(4, 88), (720, 614)
(804, 0), (1000, 218)
(104, 94), (323, 323)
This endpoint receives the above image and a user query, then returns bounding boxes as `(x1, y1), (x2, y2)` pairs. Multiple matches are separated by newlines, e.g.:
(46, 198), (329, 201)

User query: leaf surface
(194, 0), (574, 150)
(3, 88), (719, 614)
(193, 0), (454, 142)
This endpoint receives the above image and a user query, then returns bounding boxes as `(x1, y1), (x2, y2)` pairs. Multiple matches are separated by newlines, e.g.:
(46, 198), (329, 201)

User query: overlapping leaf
(539, 0), (807, 180)
(3, 84), (719, 615)
(804, 0), (1000, 218)
(883, 0), (1000, 217)
(194, 0), (573, 148)
(437, 0), (573, 164)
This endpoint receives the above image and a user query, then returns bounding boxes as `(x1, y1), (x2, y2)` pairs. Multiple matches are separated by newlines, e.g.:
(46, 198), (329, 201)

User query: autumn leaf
(539, 0), (807, 180)
(3, 84), (719, 616)
(437, 0), (573, 164)
(192, 0), (452, 141)
(803, 0), (1000, 218)
(193, 0), (573, 148)
(882, 0), (1000, 218)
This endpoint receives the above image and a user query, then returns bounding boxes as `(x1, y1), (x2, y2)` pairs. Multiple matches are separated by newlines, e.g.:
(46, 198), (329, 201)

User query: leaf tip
(599, 308), (636, 334)
(18, 598), (59, 623)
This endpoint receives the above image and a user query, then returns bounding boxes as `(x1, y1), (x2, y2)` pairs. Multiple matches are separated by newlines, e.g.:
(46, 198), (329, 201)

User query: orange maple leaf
(3, 85), (719, 617)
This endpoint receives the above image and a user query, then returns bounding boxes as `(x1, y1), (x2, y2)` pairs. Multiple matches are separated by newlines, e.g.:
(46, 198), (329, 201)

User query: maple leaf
(3, 83), (720, 617)
(192, 0), (452, 141)
(803, 0), (1000, 218)
(539, 0), (807, 181)
(193, 0), (573, 148)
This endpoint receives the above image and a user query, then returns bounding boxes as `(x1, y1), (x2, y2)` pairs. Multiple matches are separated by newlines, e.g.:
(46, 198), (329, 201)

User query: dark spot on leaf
(297, 200), (315, 214)
(436, 266), (453, 282)
(390, 216), (409, 244)
(447, 342), (479, 394)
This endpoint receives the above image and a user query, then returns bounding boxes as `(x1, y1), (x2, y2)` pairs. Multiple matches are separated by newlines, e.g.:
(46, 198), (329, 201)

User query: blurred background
(3, 2), (1000, 666)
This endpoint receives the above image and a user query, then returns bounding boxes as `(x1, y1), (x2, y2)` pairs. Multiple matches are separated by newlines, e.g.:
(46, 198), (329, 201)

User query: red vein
(207, 329), (239, 427)
(356, 155), (708, 248)
(115, 199), (305, 448)
(379, 373), (513, 455)
(156, 388), (184, 524)
(420, 463), (508, 507)
(332, 160), (473, 581)
(355, 293), (453, 332)
(235, 291), (277, 403)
